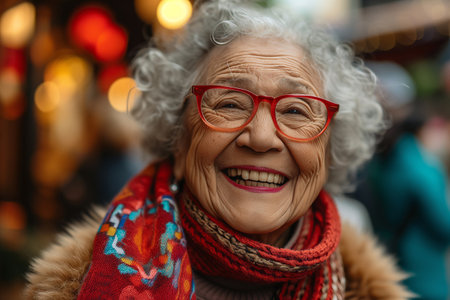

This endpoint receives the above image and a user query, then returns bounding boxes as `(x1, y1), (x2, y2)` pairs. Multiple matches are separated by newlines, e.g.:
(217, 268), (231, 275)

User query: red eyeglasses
(191, 85), (339, 142)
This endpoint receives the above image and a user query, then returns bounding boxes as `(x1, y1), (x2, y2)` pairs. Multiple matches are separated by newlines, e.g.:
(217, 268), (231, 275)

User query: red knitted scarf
(78, 161), (344, 299)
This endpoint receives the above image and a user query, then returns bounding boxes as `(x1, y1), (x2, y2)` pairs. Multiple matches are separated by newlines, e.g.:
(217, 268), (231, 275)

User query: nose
(235, 103), (284, 152)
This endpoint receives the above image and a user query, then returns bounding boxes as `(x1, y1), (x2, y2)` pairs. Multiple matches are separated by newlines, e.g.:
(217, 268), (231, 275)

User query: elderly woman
(26, 1), (412, 299)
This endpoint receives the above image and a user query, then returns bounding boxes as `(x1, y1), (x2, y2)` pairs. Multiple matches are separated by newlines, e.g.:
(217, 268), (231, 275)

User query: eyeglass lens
(200, 88), (328, 140)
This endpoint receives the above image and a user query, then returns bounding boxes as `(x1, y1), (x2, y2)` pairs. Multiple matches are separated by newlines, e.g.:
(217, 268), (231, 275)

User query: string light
(34, 81), (61, 113)
(0, 2), (36, 48)
(69, 6), (128, 62)
(157, 0), (192, 30)
(108, 77), (140, 112)
(94, 24), (128, 62)
(69, 6), (111, 51)
(43, 55), (92, 99)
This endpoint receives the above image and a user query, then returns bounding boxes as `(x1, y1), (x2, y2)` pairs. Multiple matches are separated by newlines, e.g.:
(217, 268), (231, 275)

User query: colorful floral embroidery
(78, 163), (195, 299)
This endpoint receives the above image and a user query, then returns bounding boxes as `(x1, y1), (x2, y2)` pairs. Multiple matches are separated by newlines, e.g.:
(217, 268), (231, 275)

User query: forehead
(199, 36), (322, 94)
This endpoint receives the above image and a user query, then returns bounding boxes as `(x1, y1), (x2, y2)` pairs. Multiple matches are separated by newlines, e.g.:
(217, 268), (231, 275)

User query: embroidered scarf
(78, 161), (345, 299)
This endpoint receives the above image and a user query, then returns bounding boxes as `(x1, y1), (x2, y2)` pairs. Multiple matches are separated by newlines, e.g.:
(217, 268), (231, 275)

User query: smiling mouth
(224, 168), (288, 188)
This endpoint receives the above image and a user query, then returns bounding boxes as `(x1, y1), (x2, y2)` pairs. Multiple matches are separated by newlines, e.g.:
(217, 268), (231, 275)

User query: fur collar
(24, 206), (413, 299)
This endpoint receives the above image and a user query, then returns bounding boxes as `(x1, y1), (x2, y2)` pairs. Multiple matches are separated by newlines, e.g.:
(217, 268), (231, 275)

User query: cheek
(184, 115), (210, 173)
(292, 139), (329, 177)
(183, 122), (217, 210)
(185, 119), (221, 167)
(182, 113), (232, 212)
(184, 109), (237, 166)
(288, 135), (330, 216)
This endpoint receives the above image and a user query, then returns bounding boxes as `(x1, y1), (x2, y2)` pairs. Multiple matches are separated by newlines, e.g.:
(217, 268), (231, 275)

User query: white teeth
(226, 168), (286, 186)
(260, 172), (268, 182)
(249, 170), (259, 181)
(274, 174), (280, 184)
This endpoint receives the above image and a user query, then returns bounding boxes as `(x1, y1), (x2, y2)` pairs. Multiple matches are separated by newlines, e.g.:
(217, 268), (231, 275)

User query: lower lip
(223, 173), (285, 193)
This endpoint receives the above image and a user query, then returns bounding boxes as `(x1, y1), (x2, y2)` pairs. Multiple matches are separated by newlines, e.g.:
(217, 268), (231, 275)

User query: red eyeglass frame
(191, 85), (339, 142)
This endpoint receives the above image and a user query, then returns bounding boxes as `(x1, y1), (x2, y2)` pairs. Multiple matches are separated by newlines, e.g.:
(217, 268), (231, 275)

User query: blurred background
(0, 0), (449, 298)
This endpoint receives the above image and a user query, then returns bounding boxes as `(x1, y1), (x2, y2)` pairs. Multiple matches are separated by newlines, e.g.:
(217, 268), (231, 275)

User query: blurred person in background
(366, 62), (450, 300)
(25, 1), (412, 299)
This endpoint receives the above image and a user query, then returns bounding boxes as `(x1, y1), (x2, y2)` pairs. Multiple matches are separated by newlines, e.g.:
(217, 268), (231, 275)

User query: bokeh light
(0, 201), (26, 231)
(134, 0), (161, 24)
(34, 81), (61, 113)
(108, 77), (140, 112)
(68, 5), (128, 62)
(1, 48), (26, 76)
(0, 2), (36, 48)
(69, 6), (112, 51)
(44, 55), (92, 99)
(30, 31), (56, 67)
(0, 68), (21, 104)
(94, 24), (128, 62)
(157, 0), (192, 30)
(98, 63), (129, 93)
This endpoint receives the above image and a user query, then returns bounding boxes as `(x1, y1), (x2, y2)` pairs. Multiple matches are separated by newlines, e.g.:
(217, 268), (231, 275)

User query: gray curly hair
(131, 0), (386, 195)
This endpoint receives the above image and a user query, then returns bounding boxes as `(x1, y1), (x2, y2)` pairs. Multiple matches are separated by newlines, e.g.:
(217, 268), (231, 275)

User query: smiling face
(174, 37), (331, 245)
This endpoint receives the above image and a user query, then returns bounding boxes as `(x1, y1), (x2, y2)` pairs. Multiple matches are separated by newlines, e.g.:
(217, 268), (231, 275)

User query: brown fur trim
(24, 209), (414, 299)
(24, 207), (106, 300)
(340, 222), (415, 299)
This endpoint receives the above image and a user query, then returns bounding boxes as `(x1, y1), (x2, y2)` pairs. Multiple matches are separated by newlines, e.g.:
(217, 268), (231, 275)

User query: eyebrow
(214, 76), (254, 88)
(278, 78), (312, 94)
(212, 76), (314, 95)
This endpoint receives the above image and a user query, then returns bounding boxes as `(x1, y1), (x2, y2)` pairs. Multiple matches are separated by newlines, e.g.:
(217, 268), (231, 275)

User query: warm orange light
(35, 81), (61, 113)
(157, 0), (192, 30)
(0, 68), (21, 103)
(0, 2), (36, 48)
(0, 201), (26, 230)
(94, 25), (128, 62)
(30, 31), (55, 66)
(108, 77), (140, 112)
(44, 55), (92, 98)
(135, 0), (161, 24)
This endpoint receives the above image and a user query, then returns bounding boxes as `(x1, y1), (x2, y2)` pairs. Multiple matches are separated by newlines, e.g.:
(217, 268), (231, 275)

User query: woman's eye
(286, 108), (301, 114)
(284, 106), (306, 115)
(218, 102), (238, 109)
(214, 96), (247, 110)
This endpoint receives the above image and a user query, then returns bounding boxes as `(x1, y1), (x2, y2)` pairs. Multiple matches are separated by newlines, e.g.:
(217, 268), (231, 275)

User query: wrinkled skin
(174, 37), (331, 246)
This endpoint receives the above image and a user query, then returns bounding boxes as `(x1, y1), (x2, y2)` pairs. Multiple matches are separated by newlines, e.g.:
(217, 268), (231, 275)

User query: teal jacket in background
(369, 133), (450, 299)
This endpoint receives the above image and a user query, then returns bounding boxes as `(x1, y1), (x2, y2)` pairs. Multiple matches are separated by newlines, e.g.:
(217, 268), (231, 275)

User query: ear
(173, 130), (188, 181)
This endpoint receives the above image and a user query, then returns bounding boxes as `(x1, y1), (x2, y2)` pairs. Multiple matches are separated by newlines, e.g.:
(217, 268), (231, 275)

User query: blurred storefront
(0, 0), (449, 298)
